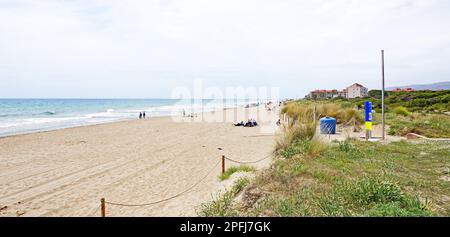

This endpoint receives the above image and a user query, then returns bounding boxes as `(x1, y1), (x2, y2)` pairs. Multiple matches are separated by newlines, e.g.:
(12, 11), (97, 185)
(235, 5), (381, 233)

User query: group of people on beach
(182, 109), (198, 118)
(234, 118), (258, 127)
(139, 112), (146, 119)
(265, 101), (281, 112)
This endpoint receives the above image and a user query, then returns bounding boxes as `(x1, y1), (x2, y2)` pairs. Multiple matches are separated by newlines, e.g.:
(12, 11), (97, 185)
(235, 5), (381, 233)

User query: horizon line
(0, 97), (289, 100)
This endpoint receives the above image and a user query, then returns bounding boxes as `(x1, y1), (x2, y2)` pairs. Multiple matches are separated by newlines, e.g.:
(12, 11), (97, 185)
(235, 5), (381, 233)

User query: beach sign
(364, 101), (372, 131)
(365, 101), (373, 140)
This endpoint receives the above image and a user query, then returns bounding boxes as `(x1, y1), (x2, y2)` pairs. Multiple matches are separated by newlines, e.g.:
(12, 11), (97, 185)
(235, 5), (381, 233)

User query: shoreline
(0, 117), (135, 139)
(0, 105), (250, 139)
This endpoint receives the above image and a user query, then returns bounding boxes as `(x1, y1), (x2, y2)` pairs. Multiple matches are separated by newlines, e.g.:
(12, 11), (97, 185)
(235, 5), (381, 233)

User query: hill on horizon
(387, 81), (450, 91)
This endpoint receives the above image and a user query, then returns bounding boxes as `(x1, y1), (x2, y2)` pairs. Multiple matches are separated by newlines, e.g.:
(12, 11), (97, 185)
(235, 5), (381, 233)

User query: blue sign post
(365, 101), (372, 140)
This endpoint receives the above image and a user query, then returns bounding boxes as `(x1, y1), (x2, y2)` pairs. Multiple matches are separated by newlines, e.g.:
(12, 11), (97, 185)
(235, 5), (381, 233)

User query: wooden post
(101, 198), (106, 217)
(313, 105), (317, 121)
(221, 155), (225, 174)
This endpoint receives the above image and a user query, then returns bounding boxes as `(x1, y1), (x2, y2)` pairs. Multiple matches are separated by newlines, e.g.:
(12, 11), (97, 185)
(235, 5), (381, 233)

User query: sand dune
(0, 106), (278, 217)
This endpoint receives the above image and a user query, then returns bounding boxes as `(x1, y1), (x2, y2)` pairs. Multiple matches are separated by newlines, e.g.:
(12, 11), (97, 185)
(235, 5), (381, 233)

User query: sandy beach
(0, 105), (278, 217)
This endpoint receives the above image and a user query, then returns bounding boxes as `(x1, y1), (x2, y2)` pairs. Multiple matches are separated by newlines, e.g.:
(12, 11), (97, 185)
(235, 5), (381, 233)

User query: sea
(0, 99), (259, 137)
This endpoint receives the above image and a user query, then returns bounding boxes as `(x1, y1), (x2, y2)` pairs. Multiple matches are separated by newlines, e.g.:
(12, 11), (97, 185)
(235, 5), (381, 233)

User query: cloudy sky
(1, 0), (449, 98)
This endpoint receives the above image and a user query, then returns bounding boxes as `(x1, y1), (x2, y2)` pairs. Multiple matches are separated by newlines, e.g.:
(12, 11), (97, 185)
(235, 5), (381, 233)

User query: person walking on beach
(139, 112), (142, 119)
(143, 112), (146, 119)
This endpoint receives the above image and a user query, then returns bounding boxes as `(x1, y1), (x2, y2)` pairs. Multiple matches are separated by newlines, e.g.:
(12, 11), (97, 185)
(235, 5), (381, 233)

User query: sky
(1, 0), (450, 99)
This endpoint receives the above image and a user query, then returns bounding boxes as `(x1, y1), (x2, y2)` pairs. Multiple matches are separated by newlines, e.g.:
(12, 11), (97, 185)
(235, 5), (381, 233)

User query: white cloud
(0, 0), (449, 98)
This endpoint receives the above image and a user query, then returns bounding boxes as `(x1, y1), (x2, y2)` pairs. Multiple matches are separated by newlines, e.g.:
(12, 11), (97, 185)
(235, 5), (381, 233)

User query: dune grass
(203, 139), (449, 217)
(219, 165), (256, 181)
(281, 101), (364, 127)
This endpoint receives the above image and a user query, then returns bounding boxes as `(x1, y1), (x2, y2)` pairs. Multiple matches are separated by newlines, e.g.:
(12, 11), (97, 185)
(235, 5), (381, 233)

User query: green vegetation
(219, 165), (256, 181)
(387, 113), (450, 138)
(201, 139), (449, 217)
(331, 90), (450, 113)
(198, 177), (250, 217)
(276, 102), (330, 160)
(199, 98), (450, 217)
(257, 177), (432, 217)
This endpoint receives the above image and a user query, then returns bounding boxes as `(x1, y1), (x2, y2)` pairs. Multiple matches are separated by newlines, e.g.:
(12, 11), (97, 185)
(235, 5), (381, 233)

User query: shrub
(393, 106), (411, 117)
(367, 199), (432, 217)
(315, 177), (432, 216)
(341, 178), (405, 206)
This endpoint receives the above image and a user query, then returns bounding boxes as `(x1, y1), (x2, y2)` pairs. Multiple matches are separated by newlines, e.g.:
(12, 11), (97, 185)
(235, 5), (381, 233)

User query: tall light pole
(381, 50), (386, 140)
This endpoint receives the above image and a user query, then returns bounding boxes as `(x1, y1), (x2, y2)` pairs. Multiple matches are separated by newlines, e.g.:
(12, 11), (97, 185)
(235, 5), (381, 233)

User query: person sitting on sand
(245, 119), (256, 127)
(234, 121), (244, 127)
(251, 118), (258, 127)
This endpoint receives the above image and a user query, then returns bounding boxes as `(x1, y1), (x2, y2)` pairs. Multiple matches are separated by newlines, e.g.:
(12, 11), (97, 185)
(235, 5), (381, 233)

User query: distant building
(346, 83), (368, 99)
(306, 83), (368, 100)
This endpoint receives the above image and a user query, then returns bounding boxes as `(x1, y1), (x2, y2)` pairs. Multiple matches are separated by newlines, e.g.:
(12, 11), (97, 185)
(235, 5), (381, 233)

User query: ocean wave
(0, 111), (57, 118)
(41, 111), (56, 115)
(0, 116), (84, 128)
(0, 113), (22, 118)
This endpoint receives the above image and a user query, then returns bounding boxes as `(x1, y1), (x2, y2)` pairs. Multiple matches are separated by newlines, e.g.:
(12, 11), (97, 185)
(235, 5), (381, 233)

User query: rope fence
(105, 160), (220, 207)
(97, 153), (273, 217)
(224, 154), (272, 164)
